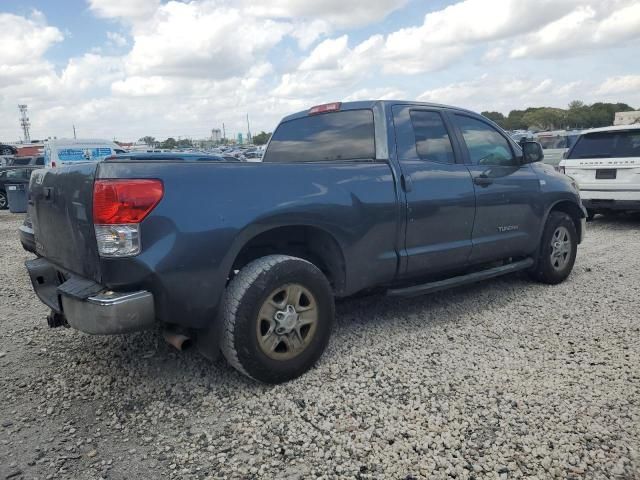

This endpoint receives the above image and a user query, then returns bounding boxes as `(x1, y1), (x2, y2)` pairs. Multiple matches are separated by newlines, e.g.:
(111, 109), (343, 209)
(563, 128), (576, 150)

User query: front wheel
(220, 255), (335, 383)
(529, 211), (578, 284)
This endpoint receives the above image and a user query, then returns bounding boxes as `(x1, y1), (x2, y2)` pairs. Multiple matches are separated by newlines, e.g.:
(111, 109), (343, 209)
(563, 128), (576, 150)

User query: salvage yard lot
(0, 209), (638, 480)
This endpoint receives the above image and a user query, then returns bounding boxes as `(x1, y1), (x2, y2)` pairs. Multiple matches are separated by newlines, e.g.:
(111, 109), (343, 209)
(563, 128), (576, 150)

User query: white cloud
(243, 0), (408, 28)
(417, 76), (586, 113)
(123, 1), (290, 79)
(88, 0), (160, 20)
(511, 0), (640, 58)
(106, 31), (128, 47)
(0, 10), (63, 88)
(596, 75), (640, 95)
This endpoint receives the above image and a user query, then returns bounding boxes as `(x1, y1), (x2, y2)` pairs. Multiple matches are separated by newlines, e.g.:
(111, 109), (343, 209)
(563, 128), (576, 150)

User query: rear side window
(263, 110), (375, 163)
(409, 111), (455, 163)
(454, 115), (515, 166)
(569, 131), (640, 159)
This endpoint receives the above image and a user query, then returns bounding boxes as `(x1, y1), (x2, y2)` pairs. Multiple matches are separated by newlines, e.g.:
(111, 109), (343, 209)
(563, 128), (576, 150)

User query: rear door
(29, 163), (102, 280)
(565, 129), (640, 196)
(392, 105), (476, 276)
(449, 113), (541, 263)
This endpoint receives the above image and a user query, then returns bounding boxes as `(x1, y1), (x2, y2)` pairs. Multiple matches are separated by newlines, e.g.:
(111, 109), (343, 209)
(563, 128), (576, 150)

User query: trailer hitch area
(47, 310), (68, 328)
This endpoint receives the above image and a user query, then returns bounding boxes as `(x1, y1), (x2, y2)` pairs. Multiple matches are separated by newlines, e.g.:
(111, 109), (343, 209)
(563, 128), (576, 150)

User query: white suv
(559, 124), (640, 219)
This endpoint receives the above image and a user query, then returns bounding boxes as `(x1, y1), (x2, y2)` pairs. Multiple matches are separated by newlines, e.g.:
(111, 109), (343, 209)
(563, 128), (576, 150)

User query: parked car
(559, 124), (640, 219)
(0, 165), (39, 209)
(43, 138), (123, 168)
(23, 100), (586, 383)
(534, 130), (581, 167)
(8, 155), (45, 166)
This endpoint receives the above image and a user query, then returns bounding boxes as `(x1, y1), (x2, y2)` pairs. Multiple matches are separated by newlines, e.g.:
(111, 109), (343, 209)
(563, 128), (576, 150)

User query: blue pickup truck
(23, 101), (586, 383)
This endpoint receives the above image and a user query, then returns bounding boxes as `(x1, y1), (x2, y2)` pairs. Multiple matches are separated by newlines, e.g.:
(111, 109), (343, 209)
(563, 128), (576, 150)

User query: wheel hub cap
(550, 226), (571, 271)
(256, 283), (318, 361)
(274, 304), (299, 334)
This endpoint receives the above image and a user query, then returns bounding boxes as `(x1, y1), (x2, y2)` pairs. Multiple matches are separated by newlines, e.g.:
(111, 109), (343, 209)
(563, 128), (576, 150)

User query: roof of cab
(280, 100), (478, 123)
(580, 123), (640, 135)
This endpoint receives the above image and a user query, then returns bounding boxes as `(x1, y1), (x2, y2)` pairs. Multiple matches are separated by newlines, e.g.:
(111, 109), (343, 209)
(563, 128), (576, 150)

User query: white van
(559, 124), (640, 219)
(43, 139), (125, 168)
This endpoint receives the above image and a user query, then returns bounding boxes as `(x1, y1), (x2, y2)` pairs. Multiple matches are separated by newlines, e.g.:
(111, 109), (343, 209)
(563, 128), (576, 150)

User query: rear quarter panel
(97, 161), (400, 328)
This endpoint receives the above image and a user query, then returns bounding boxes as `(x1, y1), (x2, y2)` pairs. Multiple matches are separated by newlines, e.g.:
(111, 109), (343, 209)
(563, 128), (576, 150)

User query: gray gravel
(0, 209), (639, 480)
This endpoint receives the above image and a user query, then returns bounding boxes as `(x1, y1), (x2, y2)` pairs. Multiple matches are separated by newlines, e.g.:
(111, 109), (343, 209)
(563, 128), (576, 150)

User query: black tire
(0, 191), (7, 210)
(529, 211), (578, 284)
(586, 209), (596, 221)
(220, 255), (335, 383)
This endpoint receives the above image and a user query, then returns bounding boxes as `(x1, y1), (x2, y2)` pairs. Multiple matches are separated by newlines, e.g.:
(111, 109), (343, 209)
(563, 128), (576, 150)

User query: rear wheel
(529, 211), (578, 284)
(0, 191), (7, 210)
(220, 255), (335, 383)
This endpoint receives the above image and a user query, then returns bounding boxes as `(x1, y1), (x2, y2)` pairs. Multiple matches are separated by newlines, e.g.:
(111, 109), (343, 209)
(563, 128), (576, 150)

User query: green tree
(253, 131), (272, 145)
(160, 137), (177, 149)
(176, 138), (193, 148)
(481, 111), (506, 126)
(139, 136), (157, 147)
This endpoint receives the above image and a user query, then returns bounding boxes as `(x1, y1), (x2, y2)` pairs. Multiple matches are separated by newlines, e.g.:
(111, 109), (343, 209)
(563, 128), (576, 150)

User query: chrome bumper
(25, 258), (155, 335)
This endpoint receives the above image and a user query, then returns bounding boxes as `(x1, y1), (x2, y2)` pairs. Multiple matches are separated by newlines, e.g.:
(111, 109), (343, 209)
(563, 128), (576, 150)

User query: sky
(1, 0), (639, 142)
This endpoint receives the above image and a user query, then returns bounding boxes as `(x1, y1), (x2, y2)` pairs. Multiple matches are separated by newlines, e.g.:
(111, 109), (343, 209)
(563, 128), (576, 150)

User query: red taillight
(309, 102), (341, 115)
(51, 160), (56, 167)
(93, 179), (163, 224)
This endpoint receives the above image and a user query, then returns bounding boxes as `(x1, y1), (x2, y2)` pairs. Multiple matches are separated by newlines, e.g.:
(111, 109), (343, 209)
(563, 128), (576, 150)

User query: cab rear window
(263, 110), (375, 163)
(569, 131), (640, 159)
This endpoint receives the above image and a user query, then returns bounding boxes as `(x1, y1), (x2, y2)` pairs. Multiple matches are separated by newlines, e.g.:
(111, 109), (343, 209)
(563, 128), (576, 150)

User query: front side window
(569, 131), (640, 159)
(263, 109), (375, 163)
(409, 111), (455, 164)
(455, 115), (515, 166)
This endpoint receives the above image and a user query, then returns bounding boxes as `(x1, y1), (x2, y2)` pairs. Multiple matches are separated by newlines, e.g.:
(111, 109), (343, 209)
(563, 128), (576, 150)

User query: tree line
(481, 101), (635, 131)
(137, 131), (272, 149)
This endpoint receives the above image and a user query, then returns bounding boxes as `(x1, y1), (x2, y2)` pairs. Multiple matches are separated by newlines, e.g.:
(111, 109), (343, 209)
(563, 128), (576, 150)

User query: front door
(448, 113), (541, 263)
(392, 105), (476, 277)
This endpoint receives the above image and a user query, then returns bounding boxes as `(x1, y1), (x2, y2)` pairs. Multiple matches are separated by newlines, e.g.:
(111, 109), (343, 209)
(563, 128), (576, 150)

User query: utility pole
(18, 105), (31, 142)
(73, 125), (77, 139)
(246, 114), (252, 144)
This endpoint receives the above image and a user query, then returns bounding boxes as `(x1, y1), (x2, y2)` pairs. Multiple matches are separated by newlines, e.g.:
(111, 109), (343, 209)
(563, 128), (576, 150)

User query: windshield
(56, 147), (113, 162)
(537, 135), (568, 149)
(569, 131), (640, 159)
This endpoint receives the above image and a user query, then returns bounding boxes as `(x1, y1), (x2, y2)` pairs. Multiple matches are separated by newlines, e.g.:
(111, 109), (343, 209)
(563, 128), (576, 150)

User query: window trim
(263, 108), (378, 163)
(407, 108), (458, 165)
(449, 112), (519, 166)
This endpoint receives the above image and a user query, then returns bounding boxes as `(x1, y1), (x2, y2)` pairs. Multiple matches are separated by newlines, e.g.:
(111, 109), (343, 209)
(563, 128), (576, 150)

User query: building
(614, 111), (640, 126)
(237, 133), (243, 145)
(211, 129), (222, 142)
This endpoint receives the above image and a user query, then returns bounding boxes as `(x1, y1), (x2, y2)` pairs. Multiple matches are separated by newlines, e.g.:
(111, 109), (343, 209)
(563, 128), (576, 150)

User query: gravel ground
(0, 209), (639, 480)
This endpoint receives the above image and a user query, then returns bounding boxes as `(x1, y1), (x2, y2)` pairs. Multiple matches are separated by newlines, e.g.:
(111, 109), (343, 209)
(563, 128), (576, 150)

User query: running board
(387, 258), (535, 298)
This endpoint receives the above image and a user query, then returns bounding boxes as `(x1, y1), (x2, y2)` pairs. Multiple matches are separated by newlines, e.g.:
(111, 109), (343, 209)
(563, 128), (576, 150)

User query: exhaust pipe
(163, 330), (191, 351)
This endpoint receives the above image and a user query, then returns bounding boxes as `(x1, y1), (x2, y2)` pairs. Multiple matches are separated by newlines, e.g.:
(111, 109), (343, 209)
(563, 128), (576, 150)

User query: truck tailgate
(29, 163), (102, 281)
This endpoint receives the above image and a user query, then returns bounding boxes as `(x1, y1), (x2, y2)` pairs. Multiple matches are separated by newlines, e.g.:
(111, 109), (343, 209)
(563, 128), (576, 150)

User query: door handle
(473, 175), (493, 187)
(401, 174), (413, 192)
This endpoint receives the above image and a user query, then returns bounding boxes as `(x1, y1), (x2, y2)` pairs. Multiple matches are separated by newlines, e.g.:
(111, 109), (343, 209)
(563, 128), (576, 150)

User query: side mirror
(521, 141), (544, 164)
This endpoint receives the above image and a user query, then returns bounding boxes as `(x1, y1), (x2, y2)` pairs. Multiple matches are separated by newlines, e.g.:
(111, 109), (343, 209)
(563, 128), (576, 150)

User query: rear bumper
(582, 198), (640, 211)
(19, 223), (37, 254)
(25, 257), (155, 335)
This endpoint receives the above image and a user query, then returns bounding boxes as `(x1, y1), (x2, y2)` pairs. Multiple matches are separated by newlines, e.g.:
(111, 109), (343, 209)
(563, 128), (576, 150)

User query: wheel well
(550, 201), (584, 241)
(231, 226), (347, 294)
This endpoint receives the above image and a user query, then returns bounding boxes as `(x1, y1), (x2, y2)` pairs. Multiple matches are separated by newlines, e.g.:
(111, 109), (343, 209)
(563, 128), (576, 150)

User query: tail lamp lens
(93, 179), (163, 224)
(93, 179), (163, 257)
